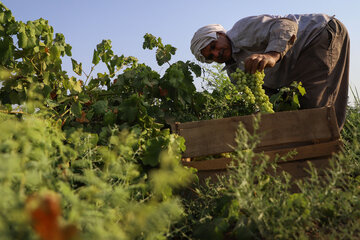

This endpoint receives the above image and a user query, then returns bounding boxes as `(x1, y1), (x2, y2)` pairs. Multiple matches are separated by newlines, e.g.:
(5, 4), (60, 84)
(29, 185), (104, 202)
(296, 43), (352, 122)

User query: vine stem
(83, 65), (95, 86)
(60, 108), (70, 118)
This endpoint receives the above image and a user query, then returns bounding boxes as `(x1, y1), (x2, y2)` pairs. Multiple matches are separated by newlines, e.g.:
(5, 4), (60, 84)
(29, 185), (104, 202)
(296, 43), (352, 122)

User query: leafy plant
(2, 2), (360, 240)
(269, 81), (306, 112)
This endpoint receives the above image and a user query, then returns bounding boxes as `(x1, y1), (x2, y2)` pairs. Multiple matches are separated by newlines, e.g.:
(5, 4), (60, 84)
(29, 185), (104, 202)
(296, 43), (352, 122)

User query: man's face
(201, 32), (232, 63)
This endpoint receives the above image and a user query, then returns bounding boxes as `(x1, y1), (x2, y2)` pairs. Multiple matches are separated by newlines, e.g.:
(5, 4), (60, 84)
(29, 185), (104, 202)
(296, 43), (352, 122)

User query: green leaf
(92, 49), (100, 65)
(0, 37), (13, 65)
(17, 31), (27, 49)
(72, 80), (82, 93)
(71, 58), (82, 76)
(7, 22), (19, 35)
(97, 72), (111, 86)
(155, 44), (176, 66)
(45, 99), (59, 108)
(120, 104), (138, 123)
(104, 111), (116, 125)
(50, 45), (61, 60)
(0, 12), (4, 24)
(141, 136), (168, 167)
(4, 10), (12, 23)
(26, 36), (36, 49)
(177, 136), (186, 152)
(70, 101), (82, 118)
(65, 44), (72, 56)
(86, 109), (94, 120)
(96, 39), (112, 52)
(269, 92), (282, 105)
(102, 49), (113, 63)
(54, 33), (65, 44)
(298, 83), (306, 96)
(188, 61), (202, 77)
(293, 94), (300, 106)
(92, 100), (108, 115)
(0, 66), (11, 79)
(78, 93), (90, 103)
(42, 84), (52, 98)
(142, 33), (162, 50)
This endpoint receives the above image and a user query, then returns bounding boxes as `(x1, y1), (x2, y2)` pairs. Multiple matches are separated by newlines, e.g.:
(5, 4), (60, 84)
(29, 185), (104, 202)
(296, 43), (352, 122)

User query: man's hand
(244, 52), (280, 74)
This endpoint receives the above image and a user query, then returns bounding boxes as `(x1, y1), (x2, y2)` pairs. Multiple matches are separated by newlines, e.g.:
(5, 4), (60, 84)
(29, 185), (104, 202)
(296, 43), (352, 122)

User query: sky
(3, 0), (360, 101)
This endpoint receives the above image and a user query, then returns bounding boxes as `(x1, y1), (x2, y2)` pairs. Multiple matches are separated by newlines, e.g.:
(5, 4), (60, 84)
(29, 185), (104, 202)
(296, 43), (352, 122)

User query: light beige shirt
(224, 14), (333, 89)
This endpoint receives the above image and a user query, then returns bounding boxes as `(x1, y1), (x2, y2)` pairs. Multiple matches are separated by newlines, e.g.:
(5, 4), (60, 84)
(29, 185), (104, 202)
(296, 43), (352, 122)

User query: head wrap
(190, 24), (226, 63)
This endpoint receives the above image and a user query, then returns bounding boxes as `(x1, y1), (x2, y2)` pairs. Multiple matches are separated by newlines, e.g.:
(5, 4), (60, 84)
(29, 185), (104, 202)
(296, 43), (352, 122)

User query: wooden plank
(177, 115), (254, 158)
(262, 139), (342, 163)
(181, 140), (341, 171)
(178, 106), (339, 158)
(187, 157), (332, 184)
(182, 157), (232, 171)
(275, 157), (331, 179)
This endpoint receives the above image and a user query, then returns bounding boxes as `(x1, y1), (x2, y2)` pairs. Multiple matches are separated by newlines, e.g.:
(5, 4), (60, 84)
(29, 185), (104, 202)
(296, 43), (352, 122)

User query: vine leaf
(71, 58), (82, 76)
(92, 49), (100, 65)
(70, 101), (82, 118)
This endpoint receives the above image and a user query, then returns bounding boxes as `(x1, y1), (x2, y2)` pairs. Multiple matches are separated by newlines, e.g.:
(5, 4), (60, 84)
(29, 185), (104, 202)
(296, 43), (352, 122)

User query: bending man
(190, 14), (350, 129)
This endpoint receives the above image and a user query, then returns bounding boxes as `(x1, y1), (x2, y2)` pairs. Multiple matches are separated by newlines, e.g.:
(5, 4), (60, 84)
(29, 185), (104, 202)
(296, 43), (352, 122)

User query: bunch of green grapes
(230, 68), (274, 113)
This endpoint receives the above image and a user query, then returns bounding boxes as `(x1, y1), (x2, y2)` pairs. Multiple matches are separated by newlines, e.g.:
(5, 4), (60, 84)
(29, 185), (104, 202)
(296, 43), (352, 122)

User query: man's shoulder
(230, 13), (330, 26)
(226, 15), (281, 39)
(227, 15), (286, 33)
(279, 13), (332, 23)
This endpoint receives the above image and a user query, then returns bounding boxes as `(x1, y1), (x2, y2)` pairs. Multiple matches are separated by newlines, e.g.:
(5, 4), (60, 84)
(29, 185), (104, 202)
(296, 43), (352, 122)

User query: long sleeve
(226, 15), (298, 58)
(265, 18), (298, 58)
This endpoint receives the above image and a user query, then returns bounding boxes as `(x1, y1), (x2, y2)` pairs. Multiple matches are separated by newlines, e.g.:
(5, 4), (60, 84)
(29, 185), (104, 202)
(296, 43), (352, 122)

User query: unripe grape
(231, 69), (274, 113)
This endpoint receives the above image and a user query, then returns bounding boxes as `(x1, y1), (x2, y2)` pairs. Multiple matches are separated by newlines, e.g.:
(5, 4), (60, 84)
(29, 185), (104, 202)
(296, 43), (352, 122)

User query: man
(190, 14), (350, 129)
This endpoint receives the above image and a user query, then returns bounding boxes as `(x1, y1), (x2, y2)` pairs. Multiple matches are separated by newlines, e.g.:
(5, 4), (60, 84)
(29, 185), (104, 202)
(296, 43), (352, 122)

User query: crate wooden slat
(176, 106), (339, 158)
(176, 106), (342, 180)
(182, 139), (342, 170)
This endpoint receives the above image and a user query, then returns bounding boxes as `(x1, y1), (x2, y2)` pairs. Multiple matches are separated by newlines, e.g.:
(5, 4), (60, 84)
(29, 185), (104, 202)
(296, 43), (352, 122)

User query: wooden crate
(174, 106), (342, 181)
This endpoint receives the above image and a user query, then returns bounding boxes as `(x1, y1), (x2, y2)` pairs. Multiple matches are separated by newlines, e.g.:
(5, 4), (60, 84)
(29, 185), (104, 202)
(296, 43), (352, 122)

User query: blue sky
(3, 0), (360, 100)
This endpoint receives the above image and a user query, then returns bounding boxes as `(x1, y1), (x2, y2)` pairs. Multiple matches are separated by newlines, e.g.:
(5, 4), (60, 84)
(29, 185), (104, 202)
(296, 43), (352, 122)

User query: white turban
(190, 24), (226, 63)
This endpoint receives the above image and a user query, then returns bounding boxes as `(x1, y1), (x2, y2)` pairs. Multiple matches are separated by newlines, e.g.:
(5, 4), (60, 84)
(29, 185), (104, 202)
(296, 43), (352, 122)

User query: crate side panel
(257, 107), (336, 147)
(263, 139), (342, 163)
(179, 115), (254, 157)
(275, 157), (331, 179)
(180, 107), (338, 158)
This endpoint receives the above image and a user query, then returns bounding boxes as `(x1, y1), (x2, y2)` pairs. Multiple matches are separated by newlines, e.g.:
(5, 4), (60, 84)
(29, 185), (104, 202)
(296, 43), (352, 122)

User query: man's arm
(244, 19), (297, 73)
(235, 17), (298, 73)
(244, 51), (280, 74)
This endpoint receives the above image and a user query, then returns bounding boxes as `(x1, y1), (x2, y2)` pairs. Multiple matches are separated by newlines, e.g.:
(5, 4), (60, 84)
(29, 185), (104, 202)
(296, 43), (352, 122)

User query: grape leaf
(92, 100), (108, 115)
(298, 83), (306, 96)
(65, 44), (72, 56)
(92, 49), (100, 65)
(70, 101), (82, 118)
(142, 136), (168, 167)
(71, 58), (82, 76)
(187, 61), (202, 78)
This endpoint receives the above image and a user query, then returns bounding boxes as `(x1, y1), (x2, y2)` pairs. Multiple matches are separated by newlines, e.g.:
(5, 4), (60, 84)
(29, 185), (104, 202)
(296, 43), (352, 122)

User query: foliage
(1, 2), (360, 240)
(269, 81), (306, 112)
(0, 3), (197, 239)
(0, 113), (195, 240)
